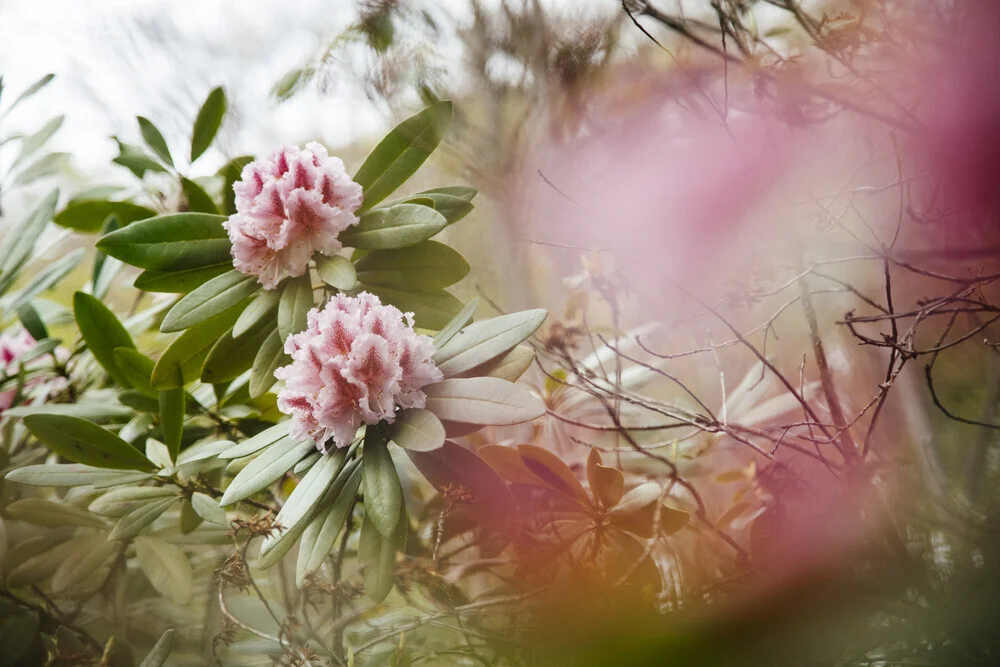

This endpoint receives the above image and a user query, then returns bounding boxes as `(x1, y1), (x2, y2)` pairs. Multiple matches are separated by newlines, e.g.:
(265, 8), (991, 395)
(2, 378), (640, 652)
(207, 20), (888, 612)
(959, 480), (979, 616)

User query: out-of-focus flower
(275, 292), (442, 451)
(224, 143), (364, 289)
(0, 330), (66, 414)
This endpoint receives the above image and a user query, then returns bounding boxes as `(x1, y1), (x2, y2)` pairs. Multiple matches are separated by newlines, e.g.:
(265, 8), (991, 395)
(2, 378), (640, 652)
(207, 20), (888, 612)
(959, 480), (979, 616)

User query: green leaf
(201, 320), (275, 385)
(13, 115), (64, 168)
(3, 403), (133, 421)
(151, 300), (247, 389)
(6, 536), (85, 588)
(134, 262), (231, 293)
(89, 486), (179, 517)
(315, 254), (357, 291)
(233, 288), (279, 337)
(218, 155), (254, 215)
(462, 344), (534, 382)
(359, 506), (405, 602)
(96, 213), (229, 271)
(432, 309), (547, 378)
(17, 303), (47, 341)
(296, 460), (362, 587)
(113, 152), (168, 177)
(118, 390), (160, 412)
(424, 377), (545, 425)
(5, 498), (105, 528)
(354, 100), (452, 211)
(13, 151), (69, 185)
(259, 449), (347, 569)
(159, 388), (185, 461)
(219, 422), (291, 460)
(137, 116), (173, 167)
(387, 409), (444, 452)
(161, 270), (257, 332)
(0, 189), (57, 277)
(4, 464), (143, 487)
(340, 203), (446, 250)
(362, 285), (463, 330)
(6, 248), (84, 313)
(108, 497), (178, 541)
(113, 348), (156, 394)
(23, 414), (155, 471)
(190, 86), (227, 162)
(138, 629), (176, 667)
(220, 438), (315, 506)
(180, 176), (219, 214)
(363, 427), (402, 537)
(134, 536), (193, 605)
(190, 492), (228, 526)
(355, 240), (468, 290)
(250, 328), (288, 398)
(389, 189), (473, 225)
(73, 292), (136, 387)
(278, 273), (312, 340)
(51, 537), (116, 593)
(432, 298), (478, 348)
(6, 73), (54, 113)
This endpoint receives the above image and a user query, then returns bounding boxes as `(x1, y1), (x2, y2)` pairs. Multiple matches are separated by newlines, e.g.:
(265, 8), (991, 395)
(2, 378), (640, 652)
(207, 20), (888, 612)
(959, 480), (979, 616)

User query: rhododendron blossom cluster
(224, 143), (364, 289)
(275, 292), (442, 450)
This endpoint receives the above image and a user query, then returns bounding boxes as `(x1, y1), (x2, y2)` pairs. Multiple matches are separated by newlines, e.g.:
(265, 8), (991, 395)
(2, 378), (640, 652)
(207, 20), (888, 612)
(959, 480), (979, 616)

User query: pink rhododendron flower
(0, 329), (64, 414)
(275, 292), (442, 451)
(224, 143), (364, 289)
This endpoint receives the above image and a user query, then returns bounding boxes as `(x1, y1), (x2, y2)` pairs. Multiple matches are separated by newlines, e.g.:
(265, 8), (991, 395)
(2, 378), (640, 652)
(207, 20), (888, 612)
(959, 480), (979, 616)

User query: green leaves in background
(133, 263), (231, 293)
(151, 299), (247, 389)
(161, 269), (258, 333)
(137, 116), (172, 167)
(73, 292), (136, 387)
(353, 100), (452, 211)
(22, 414), (154, 471)
(190, 86), (227, 162)
(159, 388), (185, 461)
(340, 203), (447, 250)
(180, 177), (219, 214)
(296, 460), (362, 587)
(97, 212), (230, 272)
(219, 155), (254, 215)
(359, 504), (406, 603)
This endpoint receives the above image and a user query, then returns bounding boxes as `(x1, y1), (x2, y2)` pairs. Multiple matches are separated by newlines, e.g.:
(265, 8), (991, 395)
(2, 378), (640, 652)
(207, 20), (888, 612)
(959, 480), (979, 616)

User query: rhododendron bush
(2, 1), (1000, 665)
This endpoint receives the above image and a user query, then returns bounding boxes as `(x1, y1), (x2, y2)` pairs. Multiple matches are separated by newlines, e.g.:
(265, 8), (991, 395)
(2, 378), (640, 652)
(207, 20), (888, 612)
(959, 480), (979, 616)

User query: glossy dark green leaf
(137, 116), (173, 167)
(190, 86), (227, 162)
(363, 427), (402, 537)
(151, 301), (247, 389)
(355, 240), (468, 290)
(17, 303), (47, 341)
(353, 101), (452, 211)
(315, 254), (357, 291)
(113, 348), (156, 394)
(180, 176), (219, 214)
(161, 269), (257, 332)
(159, 388), (185, 461)
(201, 320), (275, 385)
(73, 291), (136, 387)
(23, 414), (155, 471)
(250, 328), (288, 398)
(218, 155), (254, 215)
(233, 288), (279, 337)
(133, 262), (231, 293)
(340, 204), (447, 250)
(96, 213), (229, 271)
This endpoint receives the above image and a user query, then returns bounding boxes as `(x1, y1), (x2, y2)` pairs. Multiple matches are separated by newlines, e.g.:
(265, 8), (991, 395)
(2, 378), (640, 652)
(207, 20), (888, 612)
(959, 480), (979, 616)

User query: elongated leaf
(432, 309), (547, 377)
(134, 262), (231, 293)
(113, 348), (156, 394)
(354, 101), (452, 211)
(53, 199), (156, 233)
(387, 408), (444, 452)
(190, 86), (227, 162)
(14, 115), (64, 168)
(138, 629), (176, 667)
(277, 273), (313, 340)
(424, 377), (545, 425)
(517, 444), (589, 504)
(341, 204), (446, 250)
(362, 285), (463, 330)
(190, 492), (228, 526)
(151, 301), (247, 389)
(202, 321), (274, 384)
(388, 189), (474, 225)
(6, 535), (83, 588)
(96, 213), (229, 271)
(6, 498), (105, 528)
(250, 328), (288, 398)
(13, 151), (69, 184)
(137, 116), (172, 166)
(23, 414), (155, 471)
(6, 73), (54, 113)
(354, 240), (468, 291)
(219, 155), (254, 215)
(359, 507), (405, 602)
(6, 248), (83, 312)
(363, 428), (401, 537)
(587, 449), (624, 509)
(3, 403), (133, 421)
(233, 288), (279, 337)
(51, 536), (116, 593)
(219, 422), (291, 460)
(0, 189), (57, 276)
(159, 388), (185, 460)
(161, 270), (257, 332)
(181, 177), (219, 214)
(89, 486), (179, 517)
(296, 460), (362, 586)
(4, 464), (143, 487)
(135, 536), (193, 605)
(461, 344), (534, 383)
(108, 497), (178, 541)
(432, 298), (477, 348)
(259, 450), (347, 568)
(608, 482), (662, 517)
(315, 254), (357, 291)
(220, 438), (314, 506)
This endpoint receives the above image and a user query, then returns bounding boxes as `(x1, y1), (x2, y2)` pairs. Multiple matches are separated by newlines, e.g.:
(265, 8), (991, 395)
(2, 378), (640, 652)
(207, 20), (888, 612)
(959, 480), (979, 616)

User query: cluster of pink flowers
(224, 143), (364, 289)
(0, 330), (60, 414)
(275, 292), (442, 450)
